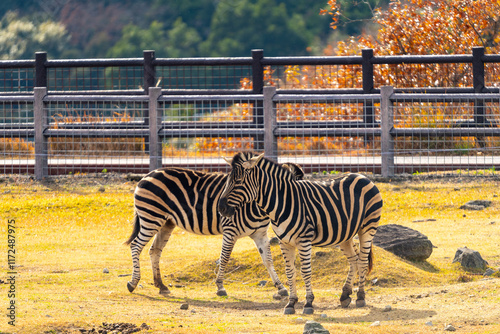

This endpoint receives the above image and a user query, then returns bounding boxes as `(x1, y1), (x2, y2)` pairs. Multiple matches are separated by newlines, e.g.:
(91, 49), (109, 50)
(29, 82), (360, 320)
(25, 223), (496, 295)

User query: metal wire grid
(156, 65), (253, 90)
(275, 97), (381, 174)
(47, 66), (144, 91)
(0, 99), (34, 174)
(158, 97), (263, 172)
(374, 63), (473, 89)
(265, 65), (363, 90)
(485, 63), (500, 89)
(44, 99), (149, 175)
(392, 98), (500, 175)
(0, 68), (35, 92)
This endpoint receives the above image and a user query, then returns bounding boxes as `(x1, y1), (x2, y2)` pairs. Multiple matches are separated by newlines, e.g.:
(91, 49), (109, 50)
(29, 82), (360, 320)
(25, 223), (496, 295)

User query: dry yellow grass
(0, 175), (499, 333)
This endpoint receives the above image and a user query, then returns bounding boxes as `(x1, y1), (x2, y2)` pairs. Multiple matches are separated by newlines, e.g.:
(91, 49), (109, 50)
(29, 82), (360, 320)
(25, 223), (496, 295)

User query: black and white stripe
(124, 164), (303, 297)
(218, 152), (383, 314)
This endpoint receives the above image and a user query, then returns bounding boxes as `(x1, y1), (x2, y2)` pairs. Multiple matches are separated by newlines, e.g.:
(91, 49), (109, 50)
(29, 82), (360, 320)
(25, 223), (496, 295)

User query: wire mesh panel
(266, 65), (363, 90)
(157, 65), (253, 90)
(47, 66), (144, 91)
(44, 97), (149, 175)
(392, 96), (500, 175)
(158, 96), (264, 172)
(0, 98), (34, 174)
(0, 68), (35, 93)
(374, 63), (473, 89)
(274, 96), (381, 174)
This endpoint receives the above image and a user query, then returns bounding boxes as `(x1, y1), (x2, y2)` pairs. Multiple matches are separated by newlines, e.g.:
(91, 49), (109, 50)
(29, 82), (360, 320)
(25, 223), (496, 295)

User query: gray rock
(484, 268), (495, 276)
(373, 224), (433, 261)
(444, 324), (456, 331)
(370, 321), (381, 327)
(180, 303), (189, 310)
(303, 320), (330, 334)
(452, 247), (488, 270)
(383, 305), (392, 312)
(460, 200), (492, 210)
(103, 268), (109, 274)
(258, 280), (268, 287)
(269, 237), (280, 246)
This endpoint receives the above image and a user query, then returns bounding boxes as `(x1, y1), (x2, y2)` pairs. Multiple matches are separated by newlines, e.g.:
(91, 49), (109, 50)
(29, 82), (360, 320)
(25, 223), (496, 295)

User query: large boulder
(452, 247), (488, 270)
(373, 224), (433, 261)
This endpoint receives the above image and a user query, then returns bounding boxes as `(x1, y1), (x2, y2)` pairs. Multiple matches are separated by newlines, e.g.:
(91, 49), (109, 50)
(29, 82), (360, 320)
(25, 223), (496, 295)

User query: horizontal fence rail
(1, 47), (500, 178)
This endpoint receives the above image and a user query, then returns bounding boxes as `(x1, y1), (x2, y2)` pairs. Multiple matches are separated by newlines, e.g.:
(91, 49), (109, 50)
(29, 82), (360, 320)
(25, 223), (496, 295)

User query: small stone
(191, 309), (196, 313)
(98, 186), (105, 193)
(383, 305), (392, 312)
(444, 324), (456, 331)
(180, 303), (189, 310)
(269, 237), (280, 246)
(103, 268), (109, 274)
(370, 321), (381, 327)
(425, 321), (433, 326)
(258, 280), (268, 287)
(320, 314), (328, 318)
(295, 317), (305, 324)
(174, 284), (185, 288)
(460, 200), (491, 210)
(484, 268), (495, 276)
(303, 320), (330, 334)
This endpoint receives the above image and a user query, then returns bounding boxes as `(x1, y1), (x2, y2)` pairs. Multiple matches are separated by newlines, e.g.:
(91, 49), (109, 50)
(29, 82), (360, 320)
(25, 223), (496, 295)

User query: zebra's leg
(297, 241), (314, 314)
(250, 229), (288, 298)
(338, 239), (359, 308)
(127, 216), (158, 293)
(355, 231), (376, 308)
(149, 220), (175, 296)
(279, 242), (298, 315)
(215, 233), (237, 296)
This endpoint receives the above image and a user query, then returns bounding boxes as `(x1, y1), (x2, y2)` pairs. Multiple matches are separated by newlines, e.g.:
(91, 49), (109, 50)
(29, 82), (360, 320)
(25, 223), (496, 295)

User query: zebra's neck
(255, 159), (298, 224)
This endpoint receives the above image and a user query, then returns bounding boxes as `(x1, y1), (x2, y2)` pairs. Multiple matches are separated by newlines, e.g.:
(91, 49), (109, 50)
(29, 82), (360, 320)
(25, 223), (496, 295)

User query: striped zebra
(218, 152), (383, 315)
(124, 163), (304, 297)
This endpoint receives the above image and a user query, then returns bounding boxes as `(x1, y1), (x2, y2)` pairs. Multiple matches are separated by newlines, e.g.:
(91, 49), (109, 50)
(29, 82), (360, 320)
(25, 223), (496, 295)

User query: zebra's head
(218, 152), (265, 217)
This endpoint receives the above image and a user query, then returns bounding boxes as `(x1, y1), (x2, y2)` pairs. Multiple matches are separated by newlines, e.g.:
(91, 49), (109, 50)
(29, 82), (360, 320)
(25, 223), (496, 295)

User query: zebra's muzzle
(218, 197), (236, 217)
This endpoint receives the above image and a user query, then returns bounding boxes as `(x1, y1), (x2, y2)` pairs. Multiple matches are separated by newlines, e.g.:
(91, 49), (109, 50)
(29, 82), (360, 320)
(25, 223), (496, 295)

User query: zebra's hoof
(127, 282), (136, 293)
(356, 299), (366, 308)
(302, 307), (314, 315)
(216, 289), (228, 297)
(159, 288), (171, 296)
(283, 307), (295, 315)
(340, 297), (351, 308)
(278, 288), (289, 297)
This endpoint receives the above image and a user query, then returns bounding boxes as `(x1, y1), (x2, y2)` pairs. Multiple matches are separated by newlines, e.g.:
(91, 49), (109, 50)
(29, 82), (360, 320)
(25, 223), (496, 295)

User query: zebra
(124, 163), (304, 298)
(218, 152), (383, 315)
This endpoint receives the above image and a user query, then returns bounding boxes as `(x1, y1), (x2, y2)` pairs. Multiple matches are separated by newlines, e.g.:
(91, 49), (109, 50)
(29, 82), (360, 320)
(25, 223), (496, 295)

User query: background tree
(0, 12), (70, 59)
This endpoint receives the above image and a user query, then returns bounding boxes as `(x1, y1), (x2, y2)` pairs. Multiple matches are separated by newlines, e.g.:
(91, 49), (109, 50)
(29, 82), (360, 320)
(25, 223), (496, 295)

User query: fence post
(263, 86), (277, 161)
(252, 49), (264, 94)
(472, 47), (486, 147)
(143, 50), (156, 95)
(362, 49), (374, 125)
(148, 87), (162, 171)
(380, 86), (394, 178)
(34, 87), (47, 179)
(252, 49), (265, 151)
(35, 52), (47, 88)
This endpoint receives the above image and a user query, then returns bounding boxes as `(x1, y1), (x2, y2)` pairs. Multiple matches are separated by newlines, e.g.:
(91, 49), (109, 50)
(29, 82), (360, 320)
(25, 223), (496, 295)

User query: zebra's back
(134, 167), (269, 236)
(303, 173), (383, 247)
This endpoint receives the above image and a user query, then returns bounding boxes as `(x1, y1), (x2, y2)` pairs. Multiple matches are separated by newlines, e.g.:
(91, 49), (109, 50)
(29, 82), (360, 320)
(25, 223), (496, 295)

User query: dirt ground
(2, 172), (499, 333)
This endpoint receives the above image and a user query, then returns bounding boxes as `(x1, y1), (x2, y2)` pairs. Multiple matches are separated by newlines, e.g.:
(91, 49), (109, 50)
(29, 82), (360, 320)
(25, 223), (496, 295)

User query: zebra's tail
(123, 213), (140, 246)
(367, 246), (374, 275)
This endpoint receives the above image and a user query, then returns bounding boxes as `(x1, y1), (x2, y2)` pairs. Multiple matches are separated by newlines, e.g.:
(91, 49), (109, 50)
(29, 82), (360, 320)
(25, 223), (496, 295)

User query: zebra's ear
(242, 153), (264, 169)
(223, 157), (233, 165)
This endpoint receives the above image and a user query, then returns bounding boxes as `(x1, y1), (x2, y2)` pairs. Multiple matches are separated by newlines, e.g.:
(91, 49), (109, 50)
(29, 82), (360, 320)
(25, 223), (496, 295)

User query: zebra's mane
(232, 152), (295, 180)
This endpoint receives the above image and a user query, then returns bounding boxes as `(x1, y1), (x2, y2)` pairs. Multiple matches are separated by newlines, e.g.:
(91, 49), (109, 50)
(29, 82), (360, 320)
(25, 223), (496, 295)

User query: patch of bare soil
(43, 322), (151, 334)
(310, 277), (499, 331)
